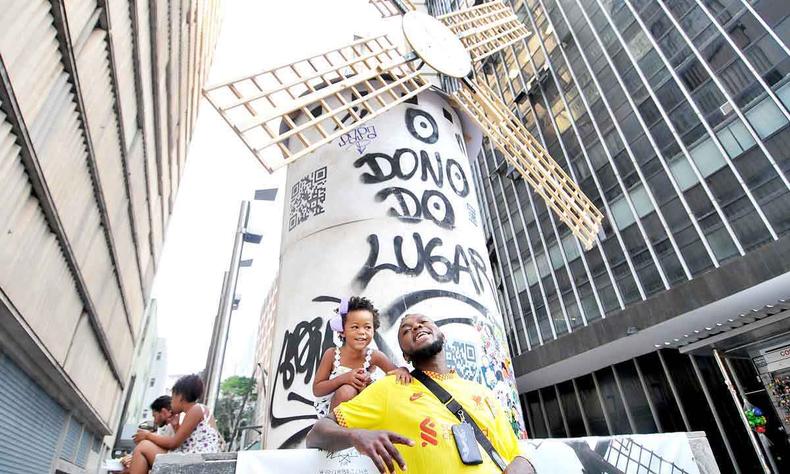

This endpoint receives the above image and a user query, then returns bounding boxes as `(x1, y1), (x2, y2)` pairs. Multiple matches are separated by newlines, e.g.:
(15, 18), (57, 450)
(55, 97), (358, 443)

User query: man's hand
(132, 429), (149, 444)
(503, 456), (537, 474)
(350, 429), (414, 473)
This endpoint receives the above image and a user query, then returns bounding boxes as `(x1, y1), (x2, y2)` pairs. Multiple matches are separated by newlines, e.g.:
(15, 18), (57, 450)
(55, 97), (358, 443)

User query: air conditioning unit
(526, 77), (537, 92)
(537, 63), (550, 83)
(719, 102), (733, 115)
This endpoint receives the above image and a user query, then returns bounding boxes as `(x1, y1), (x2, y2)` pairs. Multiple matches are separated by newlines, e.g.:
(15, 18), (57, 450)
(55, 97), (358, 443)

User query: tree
(214, 376), (257, 448)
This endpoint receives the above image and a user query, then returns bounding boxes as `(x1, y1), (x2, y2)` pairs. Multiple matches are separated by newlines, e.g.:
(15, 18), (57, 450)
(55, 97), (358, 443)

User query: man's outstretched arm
(305, 413), (355, 452)
(306, 412), (415, 473)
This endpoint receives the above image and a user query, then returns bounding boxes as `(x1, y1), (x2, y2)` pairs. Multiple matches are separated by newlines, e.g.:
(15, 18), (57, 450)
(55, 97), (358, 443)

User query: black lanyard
(411, 369), (509, 471)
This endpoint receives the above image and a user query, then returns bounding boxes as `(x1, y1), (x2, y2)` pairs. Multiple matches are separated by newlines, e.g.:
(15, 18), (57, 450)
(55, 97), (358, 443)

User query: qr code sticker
(288, 166), (327, 231)
(446, 341), (479, 382)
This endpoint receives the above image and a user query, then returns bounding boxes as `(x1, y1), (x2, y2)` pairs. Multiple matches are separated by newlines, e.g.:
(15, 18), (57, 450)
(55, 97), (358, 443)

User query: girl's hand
(388, 367), (412, 385)
(342, 369), (367, 390)
(351, 368), (369, 390)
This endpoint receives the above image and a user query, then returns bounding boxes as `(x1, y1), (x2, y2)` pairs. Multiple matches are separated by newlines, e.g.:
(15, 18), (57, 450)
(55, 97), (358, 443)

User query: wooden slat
(203, 35), (430, 171)
(438, 0), (530, 62)
(454, 77), (603, 250)
(368, 0), (415, 18)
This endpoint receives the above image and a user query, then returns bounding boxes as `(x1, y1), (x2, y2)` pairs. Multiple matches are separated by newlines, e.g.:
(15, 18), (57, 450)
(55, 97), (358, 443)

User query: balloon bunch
(745, 406), (767, 433)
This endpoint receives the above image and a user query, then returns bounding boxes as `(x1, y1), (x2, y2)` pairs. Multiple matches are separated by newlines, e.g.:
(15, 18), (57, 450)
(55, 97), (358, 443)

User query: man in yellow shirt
(306, 314), (535, 474)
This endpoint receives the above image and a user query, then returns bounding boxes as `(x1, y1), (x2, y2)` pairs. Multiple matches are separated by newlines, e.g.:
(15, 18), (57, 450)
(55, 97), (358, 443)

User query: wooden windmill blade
(437, 0), (530, 62)
(453, 77), (603, 250)
(203, 35), (430, 171)
(369, 0), (415, 18)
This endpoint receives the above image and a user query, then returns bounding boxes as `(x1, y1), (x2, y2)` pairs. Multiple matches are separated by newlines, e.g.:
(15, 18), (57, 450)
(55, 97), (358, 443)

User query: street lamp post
(205, 200), (250, 411)
(204, 188), (277, 413)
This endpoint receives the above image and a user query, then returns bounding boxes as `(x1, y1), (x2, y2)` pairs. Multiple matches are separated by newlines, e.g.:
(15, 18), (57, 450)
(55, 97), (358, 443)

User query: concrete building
(249, 278), (278, 448)
(0, 1), (220, 472)
(473, 0), (790, 472)
(140, 338), (168, 422)
(111, 301), (167, 454)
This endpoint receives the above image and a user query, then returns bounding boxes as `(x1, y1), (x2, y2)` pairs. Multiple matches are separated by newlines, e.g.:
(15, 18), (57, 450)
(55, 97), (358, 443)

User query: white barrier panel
(238, 434), (703, 473)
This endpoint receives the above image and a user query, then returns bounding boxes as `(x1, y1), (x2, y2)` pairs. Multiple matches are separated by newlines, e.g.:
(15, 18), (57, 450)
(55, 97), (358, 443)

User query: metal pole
(229, 365), (258, 450)
(203, 271), (229, 403)
(207, 201), (250, 412)
(713, 349), (773, 474)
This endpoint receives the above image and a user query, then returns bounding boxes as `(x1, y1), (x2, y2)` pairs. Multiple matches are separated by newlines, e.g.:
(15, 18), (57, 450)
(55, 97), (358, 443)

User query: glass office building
(471, 0), (790, 472)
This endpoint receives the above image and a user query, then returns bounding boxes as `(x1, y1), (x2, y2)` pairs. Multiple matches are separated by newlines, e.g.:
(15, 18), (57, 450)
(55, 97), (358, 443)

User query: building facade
(140, 338), (168, 422)
(111, 302), (168, 454)
(473, 0), (790, 472)
(0, 1), (220, 472)
(250, 277), (277, 448)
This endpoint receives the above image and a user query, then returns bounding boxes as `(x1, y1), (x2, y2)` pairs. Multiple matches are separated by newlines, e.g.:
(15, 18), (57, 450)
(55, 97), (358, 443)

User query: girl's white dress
(314, 346), (380, 418)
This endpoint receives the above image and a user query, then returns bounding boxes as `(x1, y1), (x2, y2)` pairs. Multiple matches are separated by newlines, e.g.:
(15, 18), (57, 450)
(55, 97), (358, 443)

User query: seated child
(313, 296), (411, 417)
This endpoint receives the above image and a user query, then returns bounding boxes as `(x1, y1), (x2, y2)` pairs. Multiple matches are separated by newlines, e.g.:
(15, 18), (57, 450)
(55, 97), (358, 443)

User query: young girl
(130, 374), (223, 473)
(313, 296), (411, 417)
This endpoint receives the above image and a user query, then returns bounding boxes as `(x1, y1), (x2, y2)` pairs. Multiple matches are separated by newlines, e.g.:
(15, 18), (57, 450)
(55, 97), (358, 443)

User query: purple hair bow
(329, 297), (349, 333)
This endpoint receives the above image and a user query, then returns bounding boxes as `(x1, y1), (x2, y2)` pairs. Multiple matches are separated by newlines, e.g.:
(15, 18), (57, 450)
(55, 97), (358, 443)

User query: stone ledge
(151, 453), (238, 474)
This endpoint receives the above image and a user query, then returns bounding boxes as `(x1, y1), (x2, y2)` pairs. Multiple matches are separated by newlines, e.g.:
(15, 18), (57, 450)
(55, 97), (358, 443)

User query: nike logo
(410, 392), (424, 401)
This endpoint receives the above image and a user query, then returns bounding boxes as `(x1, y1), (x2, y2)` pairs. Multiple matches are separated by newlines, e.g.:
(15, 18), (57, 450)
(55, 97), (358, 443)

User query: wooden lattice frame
(203, 35), (429, 171)
(453, 77), (603, 249)
(369, 0), (415, 18)
(438, 0), (530, 62)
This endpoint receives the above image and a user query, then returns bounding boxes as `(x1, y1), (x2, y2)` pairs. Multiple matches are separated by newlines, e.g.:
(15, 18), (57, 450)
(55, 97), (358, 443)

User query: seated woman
(129, 374), (223, 473)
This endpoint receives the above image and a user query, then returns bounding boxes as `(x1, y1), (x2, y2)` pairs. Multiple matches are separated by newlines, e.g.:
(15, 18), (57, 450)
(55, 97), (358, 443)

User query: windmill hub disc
(402, 11), (472, 78)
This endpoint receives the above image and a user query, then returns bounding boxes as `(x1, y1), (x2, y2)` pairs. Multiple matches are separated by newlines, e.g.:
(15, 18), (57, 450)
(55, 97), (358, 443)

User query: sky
(152, 0), (382, 379)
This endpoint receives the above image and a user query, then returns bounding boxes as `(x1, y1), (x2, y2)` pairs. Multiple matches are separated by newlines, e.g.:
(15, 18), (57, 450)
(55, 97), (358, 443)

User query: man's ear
(402, 352), (409, 363)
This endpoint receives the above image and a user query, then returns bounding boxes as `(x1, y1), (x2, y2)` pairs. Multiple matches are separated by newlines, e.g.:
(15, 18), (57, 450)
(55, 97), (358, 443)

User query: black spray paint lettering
(356, 233), (488, 294)
(354, 148), (469, 198)
(268, 317), (334, 446)
(274, 317), (333, 391)
(405, 107), (438, 144)
(375, 187), (455, 229)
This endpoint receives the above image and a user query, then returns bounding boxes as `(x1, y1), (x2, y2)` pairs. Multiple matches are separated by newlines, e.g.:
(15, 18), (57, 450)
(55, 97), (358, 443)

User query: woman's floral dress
(172, 404), (223, 453)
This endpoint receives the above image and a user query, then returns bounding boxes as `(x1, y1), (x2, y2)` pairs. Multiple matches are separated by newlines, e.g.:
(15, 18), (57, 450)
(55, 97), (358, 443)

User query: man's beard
(407, 333), (445, 365)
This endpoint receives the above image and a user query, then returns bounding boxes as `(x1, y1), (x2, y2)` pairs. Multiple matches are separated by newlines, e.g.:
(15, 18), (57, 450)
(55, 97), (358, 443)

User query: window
(513, 266), (527, 293)
(689, 137), (727, 177)
(596, 367), (631, 434)
(680, 6), (710, 42)
(635, 352), (686, 432)
(692, 79), (727, 116)
(656, 81), (685, 112)
(149, 378), (155, 388)
(669, 102), (699, 136)
(610, 196), (635, 230)
(156, 352), (162, 361)
(669, 155), (699, 191)
(557, 381), (587, 436)
(630, 184), (655, 218)
(745, 96), (789, 138)
(541, 387), (567, 437)
(561, 233), (581, 262)
(575, 374), (609, 435)
(716, 119), (757, 158)
(614, 360), (657, 433)
(678, 58), (709, 92)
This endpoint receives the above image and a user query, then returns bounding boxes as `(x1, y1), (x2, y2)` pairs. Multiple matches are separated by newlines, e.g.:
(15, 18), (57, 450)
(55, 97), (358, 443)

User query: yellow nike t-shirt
(334, 371), (521, 473)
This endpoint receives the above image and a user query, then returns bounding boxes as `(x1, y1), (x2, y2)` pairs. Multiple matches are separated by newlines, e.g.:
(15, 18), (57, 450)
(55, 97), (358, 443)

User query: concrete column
(264, 89), (524, 448)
